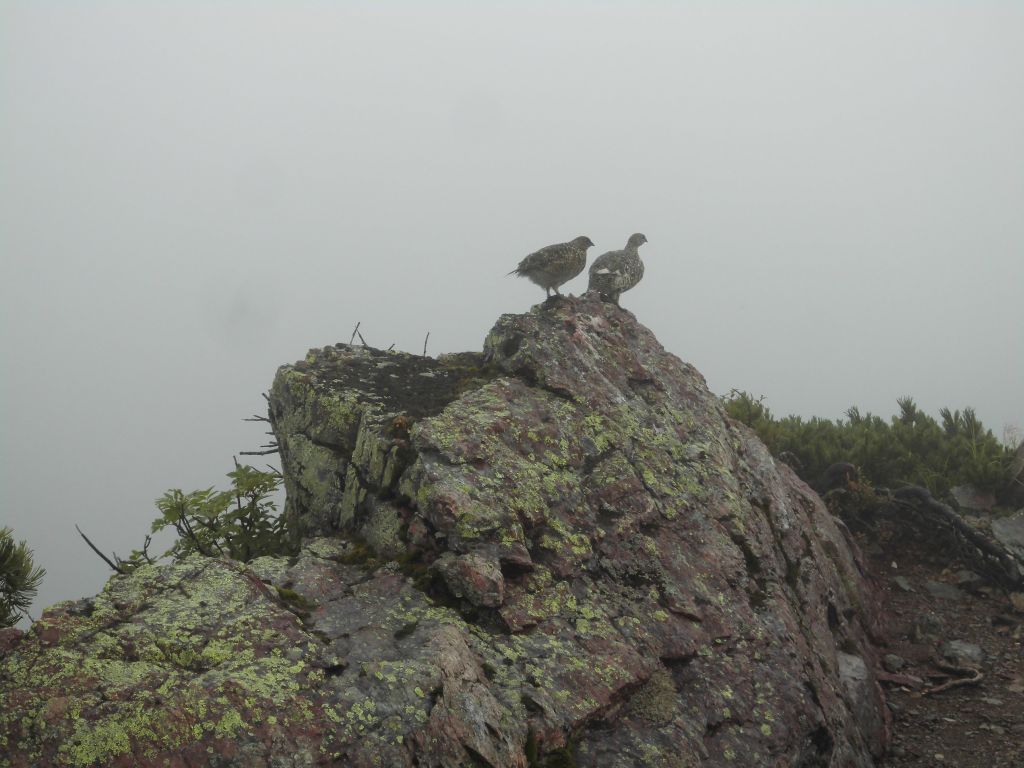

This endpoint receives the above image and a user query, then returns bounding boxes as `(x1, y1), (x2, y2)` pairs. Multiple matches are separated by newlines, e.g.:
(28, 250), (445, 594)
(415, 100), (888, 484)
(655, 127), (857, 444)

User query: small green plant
(78, 462), (296, 575)
(148, 462), (296, 564)
(0, 527), (45, 627)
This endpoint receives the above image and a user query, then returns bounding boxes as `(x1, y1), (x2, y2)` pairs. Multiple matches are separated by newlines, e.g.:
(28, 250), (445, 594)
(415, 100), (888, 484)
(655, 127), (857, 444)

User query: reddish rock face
(267, 295), (887, 766)
(1, 296), (887, 767)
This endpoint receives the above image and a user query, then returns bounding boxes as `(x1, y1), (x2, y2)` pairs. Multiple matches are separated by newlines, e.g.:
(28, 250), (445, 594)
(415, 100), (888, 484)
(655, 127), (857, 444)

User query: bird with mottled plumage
(508, 235), (595, 298)
(587, 233), (648, 306)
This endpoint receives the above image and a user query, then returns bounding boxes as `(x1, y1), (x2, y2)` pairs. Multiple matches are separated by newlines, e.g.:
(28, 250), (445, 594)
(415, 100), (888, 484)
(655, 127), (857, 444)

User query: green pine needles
(723, 391), (1016, 498)
(0, 527), (45, 628)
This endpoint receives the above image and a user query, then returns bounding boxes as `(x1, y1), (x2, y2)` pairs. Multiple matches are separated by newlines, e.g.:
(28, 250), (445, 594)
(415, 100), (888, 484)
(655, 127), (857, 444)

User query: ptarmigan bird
(587, 233), (648, 306)
(509, 236), (595, 298)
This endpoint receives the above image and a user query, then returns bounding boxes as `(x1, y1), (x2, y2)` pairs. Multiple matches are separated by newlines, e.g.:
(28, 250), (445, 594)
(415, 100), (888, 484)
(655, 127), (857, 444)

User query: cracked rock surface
(1, 296), (886, 766)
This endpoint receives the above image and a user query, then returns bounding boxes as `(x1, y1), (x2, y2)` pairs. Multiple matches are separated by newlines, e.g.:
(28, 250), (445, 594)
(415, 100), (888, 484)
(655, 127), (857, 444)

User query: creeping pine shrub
(0, 527), (45, 627)
(723, 391), (1015, 498)
(120, 463), (296, 570)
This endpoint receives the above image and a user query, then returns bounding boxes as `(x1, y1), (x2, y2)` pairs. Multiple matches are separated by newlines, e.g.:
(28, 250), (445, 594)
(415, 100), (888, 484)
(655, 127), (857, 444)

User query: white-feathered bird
(587, 233), (648, 306)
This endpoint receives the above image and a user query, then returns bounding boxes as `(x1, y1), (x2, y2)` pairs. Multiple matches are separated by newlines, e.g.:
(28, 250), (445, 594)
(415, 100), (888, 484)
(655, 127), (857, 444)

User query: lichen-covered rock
(0, 556), (335, 767)
(432, 552), (505, 608)
(269, 345), (490, 546)
(1, 296), (887, 766)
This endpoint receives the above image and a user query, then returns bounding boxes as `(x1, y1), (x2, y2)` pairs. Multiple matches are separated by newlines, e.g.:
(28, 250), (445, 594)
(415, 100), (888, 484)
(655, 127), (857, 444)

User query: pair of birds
(509, 233), (648, 306)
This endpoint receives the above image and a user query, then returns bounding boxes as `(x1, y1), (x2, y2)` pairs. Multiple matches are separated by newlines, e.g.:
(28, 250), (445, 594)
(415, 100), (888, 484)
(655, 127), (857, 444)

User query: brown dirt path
(861, 522), (1024, 766)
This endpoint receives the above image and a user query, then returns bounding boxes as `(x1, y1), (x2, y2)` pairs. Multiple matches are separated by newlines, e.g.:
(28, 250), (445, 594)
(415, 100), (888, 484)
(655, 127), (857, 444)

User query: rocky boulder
(0, 296), (887, 766)
(991, 512), (1024, 574)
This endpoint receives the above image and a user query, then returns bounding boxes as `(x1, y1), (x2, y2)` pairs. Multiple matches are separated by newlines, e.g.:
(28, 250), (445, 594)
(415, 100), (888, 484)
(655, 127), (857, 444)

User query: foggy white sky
(2, 3), (1022, 622)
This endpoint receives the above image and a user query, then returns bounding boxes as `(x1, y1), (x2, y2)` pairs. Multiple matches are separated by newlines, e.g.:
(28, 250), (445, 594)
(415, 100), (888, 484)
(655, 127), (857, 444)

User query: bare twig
(350, 322), (361, 345)
(356, 328), (369, 347)
(386, 343), (395, 351)
(244, 414), (270, 423)
(240, 437), (278, 456)
(75, 525), (126, 575)
(920, 663), (983, 695)
(262, 392), (270, 403)
(423, 332), (430, 357)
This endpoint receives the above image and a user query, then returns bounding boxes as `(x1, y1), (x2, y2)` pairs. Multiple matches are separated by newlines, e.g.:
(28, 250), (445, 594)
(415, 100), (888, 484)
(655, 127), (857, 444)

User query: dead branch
(423, 331), (430, 357)
(875, 670), (924, 688)
(350, 322), (361, 346)
(920, 662), (984, 695)
(240, 448), (279, 456)
(76, 525), (126, 575)
(889, 485), (1022, 589)
(244, 414), (270, 423)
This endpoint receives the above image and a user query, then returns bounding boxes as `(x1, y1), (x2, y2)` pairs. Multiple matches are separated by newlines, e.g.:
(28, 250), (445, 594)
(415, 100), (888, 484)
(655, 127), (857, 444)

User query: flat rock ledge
(0, 296), (887, 767)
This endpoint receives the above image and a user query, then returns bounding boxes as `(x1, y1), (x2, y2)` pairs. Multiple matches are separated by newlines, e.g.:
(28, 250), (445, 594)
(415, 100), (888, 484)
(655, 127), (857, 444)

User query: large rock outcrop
(0, 296), (887, 767)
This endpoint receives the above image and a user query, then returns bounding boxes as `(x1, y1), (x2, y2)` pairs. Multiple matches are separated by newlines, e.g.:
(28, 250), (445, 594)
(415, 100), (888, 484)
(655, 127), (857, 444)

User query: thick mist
(2, 3), (1022, 622)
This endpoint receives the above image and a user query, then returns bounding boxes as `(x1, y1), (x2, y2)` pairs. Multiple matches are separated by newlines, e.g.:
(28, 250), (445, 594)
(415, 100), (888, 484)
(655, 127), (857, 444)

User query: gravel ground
(861, 521), (1024, 767)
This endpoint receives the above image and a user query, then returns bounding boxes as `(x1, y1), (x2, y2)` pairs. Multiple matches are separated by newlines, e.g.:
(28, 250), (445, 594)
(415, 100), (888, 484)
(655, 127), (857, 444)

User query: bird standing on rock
(587, 233), (648, 306)
(508, 235), (595, 298)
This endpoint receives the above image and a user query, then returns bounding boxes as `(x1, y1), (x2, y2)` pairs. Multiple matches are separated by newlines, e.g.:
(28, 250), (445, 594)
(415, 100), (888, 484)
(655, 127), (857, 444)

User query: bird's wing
(589, 250), (625, 277)
(517, 242), (568, 272)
